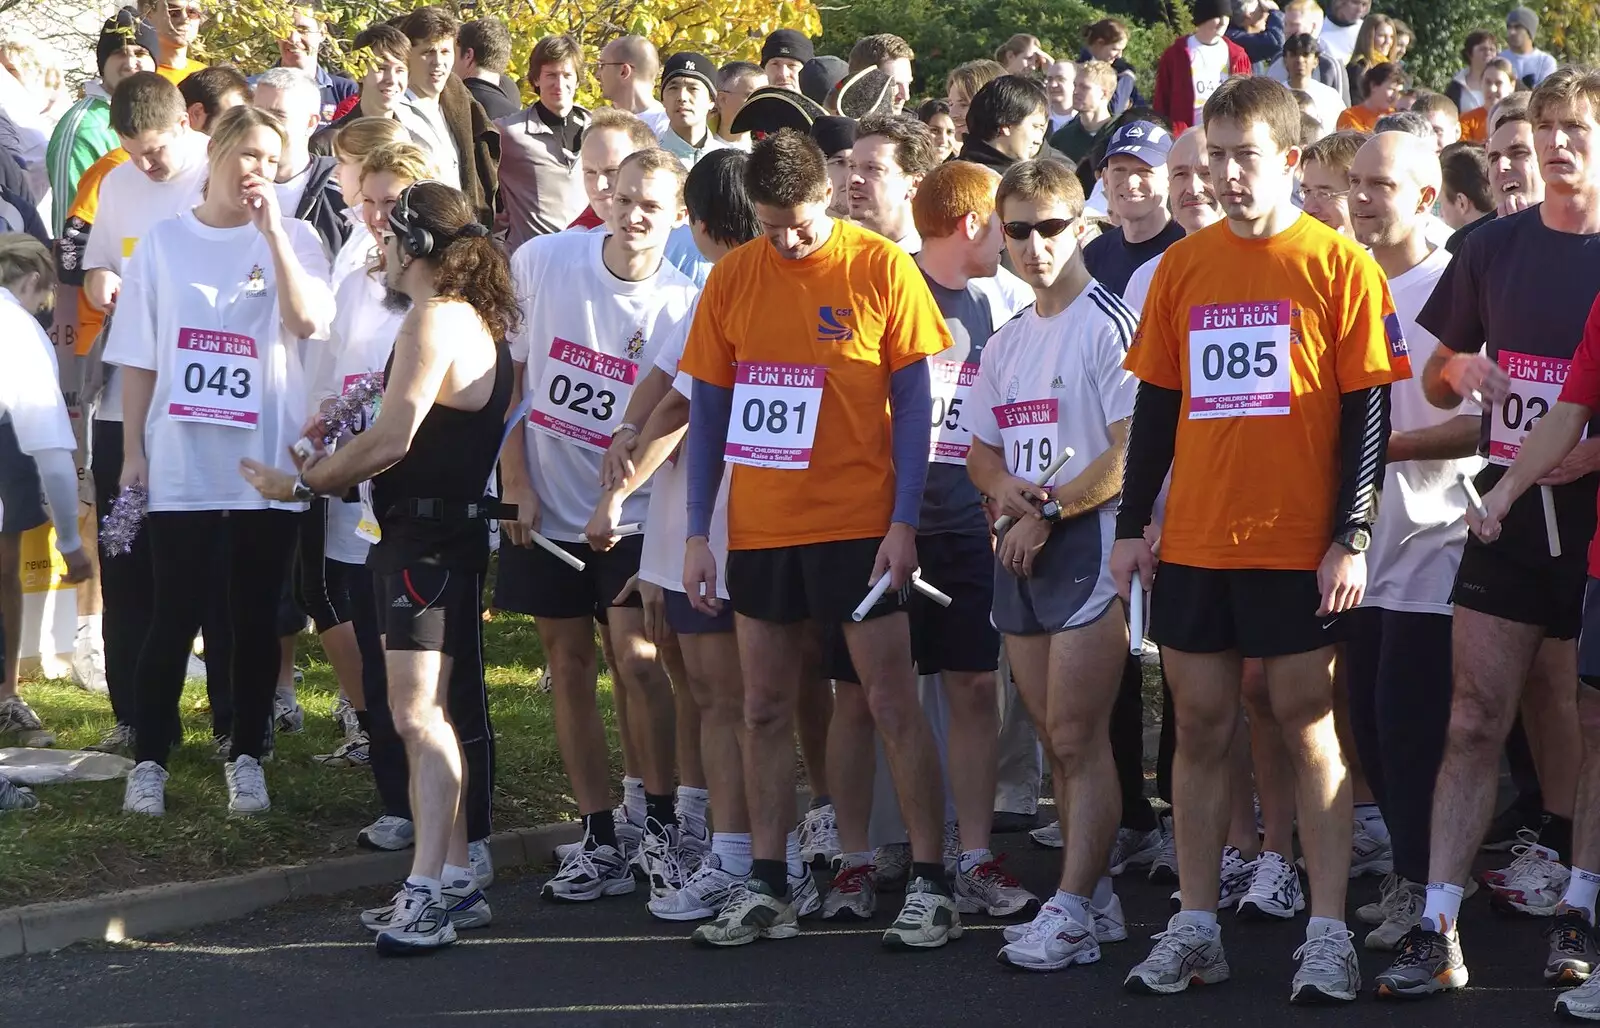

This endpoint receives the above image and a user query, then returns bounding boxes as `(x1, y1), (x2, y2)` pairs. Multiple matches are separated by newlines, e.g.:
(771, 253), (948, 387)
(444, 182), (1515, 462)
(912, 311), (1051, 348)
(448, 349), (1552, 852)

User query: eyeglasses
(1002, 218), (1073, 240)
(167, 4), (204, 20)
(594, 61), (628, 70)
(1302, 185), (1350, 203)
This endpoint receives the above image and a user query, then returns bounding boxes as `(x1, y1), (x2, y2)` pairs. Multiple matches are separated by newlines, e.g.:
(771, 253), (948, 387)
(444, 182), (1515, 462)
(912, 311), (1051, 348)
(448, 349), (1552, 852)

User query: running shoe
(374, 883), (457, 956)
(882, 877), (962, 950)
(0, 775), (37, 812)
(70, 626), (108, 694)
(1029, 819), (1064, 850)
(332, 697), (362, 739)
(874, 842), (912, 890)
(1292, 926), (1360, 1003)
(0, 696), (53, 747)
(821, 862), (877, 920)
(358, 815), (415, 851)
(799, 802), (841, 865)
(1483, 804), (1542, 852)
(1350, 819), (1394, 878)
(1110, 826), (1163, 876)
(1482, 828), (1547, 887)
(542, 840), (636, 902)
(554, 805), (644, 865)
(1365, 879), (1424, 951)
(272, 692), (304, 734)
(996, 902), (1100, 971)
(86, 723), (135, 755)
(1003, 891), (1126, 944)
(1556, 972), (1600, 1019)
(1546, 908), (1600, 984)
(225, 755), (270, 815)
(942, 821), (962, 877)
(311, 734), (370, 768)
(123, 760), (169, 816)
(1124, 915), (1230, 995)
(679, 813), (711, 867)
(1237, 850), (1304, 921)
(642, 818), (689, 899)
(954, 854), (1041, 917)
(791, 867), (822, 917)
(1358, 871), (1399, 925)
(1148, 815), (1178, 884)
(363, 882), (491, 931)
(1374, 925), (1469, 998)
(1491, 840), (1569, 917)
(690, 879), (799, 947)
(650, 853), (747, 921)
(1173, 845), (1254, 912)
(469, 839), (494, 890)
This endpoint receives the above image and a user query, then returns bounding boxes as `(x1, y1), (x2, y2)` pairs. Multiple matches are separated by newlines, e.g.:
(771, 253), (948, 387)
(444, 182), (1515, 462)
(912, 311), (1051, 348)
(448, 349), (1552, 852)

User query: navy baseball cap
(1099, 120), (1173, 170)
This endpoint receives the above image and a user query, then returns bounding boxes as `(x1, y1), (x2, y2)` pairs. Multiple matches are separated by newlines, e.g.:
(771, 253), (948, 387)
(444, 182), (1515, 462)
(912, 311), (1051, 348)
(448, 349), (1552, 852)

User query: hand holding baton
(994, 446), (1076, 534)
(1456, 473), (1487, 520)
(531, 531), (586, 571)
(851, 570), (952, 621)
(1128, 576), (1145, 655)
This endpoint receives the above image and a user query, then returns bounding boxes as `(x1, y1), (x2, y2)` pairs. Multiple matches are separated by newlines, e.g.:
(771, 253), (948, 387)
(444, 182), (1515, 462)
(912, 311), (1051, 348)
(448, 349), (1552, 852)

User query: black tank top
(369, 333), (513, 572)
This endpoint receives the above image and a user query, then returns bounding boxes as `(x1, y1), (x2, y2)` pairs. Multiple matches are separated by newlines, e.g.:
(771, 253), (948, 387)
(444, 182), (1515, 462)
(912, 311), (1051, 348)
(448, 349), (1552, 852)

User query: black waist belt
(386, 498), (518, 521)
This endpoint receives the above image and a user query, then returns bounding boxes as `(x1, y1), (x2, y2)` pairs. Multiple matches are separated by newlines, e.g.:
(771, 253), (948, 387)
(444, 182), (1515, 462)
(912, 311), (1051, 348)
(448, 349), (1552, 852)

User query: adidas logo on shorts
(392, 595), (413, 609)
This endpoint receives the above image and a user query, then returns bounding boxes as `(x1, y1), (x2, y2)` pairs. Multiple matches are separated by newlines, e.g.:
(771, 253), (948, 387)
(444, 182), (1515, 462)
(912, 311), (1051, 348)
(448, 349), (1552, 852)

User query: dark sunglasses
(1002, 218), (1073, 240)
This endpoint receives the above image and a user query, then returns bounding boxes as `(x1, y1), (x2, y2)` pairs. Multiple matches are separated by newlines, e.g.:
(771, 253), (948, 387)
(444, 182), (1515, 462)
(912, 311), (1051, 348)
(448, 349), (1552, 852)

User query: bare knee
(1447, 683), (1513, 756)
(745, 683), (791, 735)
(863, 681), (923, 740)
(1175, 698), (1236, 762)
(391, 698), (445, 741)
(1045, 718), (1104, 779)
(944, 671), (997, 714)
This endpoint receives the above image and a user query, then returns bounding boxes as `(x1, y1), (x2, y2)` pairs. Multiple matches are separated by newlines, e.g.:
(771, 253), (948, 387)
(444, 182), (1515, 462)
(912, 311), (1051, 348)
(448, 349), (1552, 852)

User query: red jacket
(1153, 35), (1254, 133)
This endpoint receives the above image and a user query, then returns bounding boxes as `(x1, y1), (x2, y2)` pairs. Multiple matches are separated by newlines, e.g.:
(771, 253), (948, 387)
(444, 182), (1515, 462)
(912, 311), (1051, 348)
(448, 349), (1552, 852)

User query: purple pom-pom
(100, 482), (148, 557)
(300, 372), (385, 453)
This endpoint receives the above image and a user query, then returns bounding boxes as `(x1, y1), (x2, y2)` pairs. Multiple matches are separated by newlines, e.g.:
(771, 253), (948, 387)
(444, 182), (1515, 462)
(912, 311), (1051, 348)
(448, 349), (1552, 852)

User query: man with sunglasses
(964, 158), (1139, 971)
(1113, 76), (1408, 1003)
(137, 0), (206, 85)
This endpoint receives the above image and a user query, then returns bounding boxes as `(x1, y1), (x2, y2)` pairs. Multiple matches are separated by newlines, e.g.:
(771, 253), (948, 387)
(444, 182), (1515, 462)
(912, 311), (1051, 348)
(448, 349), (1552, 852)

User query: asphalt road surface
(0, 829), (1575, 1028)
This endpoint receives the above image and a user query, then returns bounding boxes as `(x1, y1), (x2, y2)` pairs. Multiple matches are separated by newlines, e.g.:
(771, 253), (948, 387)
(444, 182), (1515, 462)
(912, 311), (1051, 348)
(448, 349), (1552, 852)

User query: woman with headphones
(108, 105), (335, 818)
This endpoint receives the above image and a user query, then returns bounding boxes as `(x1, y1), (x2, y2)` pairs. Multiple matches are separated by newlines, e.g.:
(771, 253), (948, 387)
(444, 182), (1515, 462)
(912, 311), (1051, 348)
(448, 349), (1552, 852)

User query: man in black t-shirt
(1082, 119), (1184, 296)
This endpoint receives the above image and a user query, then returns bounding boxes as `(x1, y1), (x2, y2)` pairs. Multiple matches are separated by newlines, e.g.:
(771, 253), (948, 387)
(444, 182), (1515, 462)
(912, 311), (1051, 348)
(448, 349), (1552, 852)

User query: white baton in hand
(531, 531), (586, 571)
(1128, 577), (1145, 655)
(1456, 472), (1488, 519)
(1543, 485), (1562, 558)
(994, 447), (1077, 534)
(911, 570), (952, 607)
(852, 570), (953, 621)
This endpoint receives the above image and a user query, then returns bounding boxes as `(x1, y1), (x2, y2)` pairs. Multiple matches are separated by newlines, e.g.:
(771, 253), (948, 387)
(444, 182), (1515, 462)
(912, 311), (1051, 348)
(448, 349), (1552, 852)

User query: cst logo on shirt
(1384, 312), (1408, 358)
(818, 307), (854, 342)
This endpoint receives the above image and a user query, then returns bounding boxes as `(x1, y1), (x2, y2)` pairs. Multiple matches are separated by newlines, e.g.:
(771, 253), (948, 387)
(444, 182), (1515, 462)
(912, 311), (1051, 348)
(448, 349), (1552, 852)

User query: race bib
(725, 361), (825, 470)
(356, 479), (381, 544)
(929, 359), (979, 465)
(1187, 301), (1292, 419)
(529, 337), (634, 452)
(167, 327), (260, 428)
(1490, 351), (1577, 465)
(995, 398), (1060, 482)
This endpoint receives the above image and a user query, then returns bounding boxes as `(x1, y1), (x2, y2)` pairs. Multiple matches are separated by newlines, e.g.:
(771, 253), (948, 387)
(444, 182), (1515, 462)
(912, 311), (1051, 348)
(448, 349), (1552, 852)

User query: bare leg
(1166, 648), (1244, 912)
(1523, 637), (1581, 821)
(277, 637), (297, 701)
(388, 649), (463, 881)
(795, 626), (833, 799)
(1227, 707), (1261, 859)
(1242, 658), (1296, 858)
(1571, 684), (1600, 871)
(321, 622), (365, 710)
(603, 608), (676, 795)
(827, 681), (877, 853)
(1263, 645), (1349, 919)
(681, 631), (749, 832)
(945, 669), (1000, 855)
(659, 631), (703, 789)
(602, 627), (640, 783)
(736, 615), (807, 860)
(542, 616), (609, 814)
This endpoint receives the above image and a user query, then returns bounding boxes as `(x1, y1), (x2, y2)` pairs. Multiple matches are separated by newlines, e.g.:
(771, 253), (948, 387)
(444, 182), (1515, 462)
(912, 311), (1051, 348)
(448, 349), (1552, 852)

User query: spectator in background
(1228, 0), (1287, 67)
(496, 33), (589, 251)
(1283, 32), (1344, 136)
(1266, 0), (1350, 104)
(0, 36), (56, 204)
(1152, 0), (1252, 133)
(957, 74), (1050, 174)
(761, 29), (812, 93)
(1338, 61), (1404, 131)
(1318, 0), (1368, 64)
(178, 64), (250, 133)
(47, 9), (153, 236)
(657, 51), (729, 167)
(1390, 19), (1412, 64)
(398, 6), (499, 226)
(1043, 60), (1076, 135)
(1410, 92), (1462, 153)
(1298, 128), (1365, 234)
(136, 0), (206, 83)
(1458, 57), (1516, 142)
(271, 5), (356, 122)
(1051, 59), (1115, 164)
(996, 34), (1051, 76)
(253, 66), (349, 256)
(1345, 13), (1395, 103)
(1448, 30), (1501, 113)
(456, 17), (521, 121)
(812, 114), (855, 218)
(847, 33), (914, 113)
(1500, 6), (1557, 87)
(1484, 100), (1539, 217)
(916, 99), (959, 163)
(945, 59), (1004, 140)
(713, 62), (764, 150)
(597, 34), (667, 135)
(310, 24), (414, 155)
(1080, 17), (1144, 113)
(1438, 139), (1494, 250)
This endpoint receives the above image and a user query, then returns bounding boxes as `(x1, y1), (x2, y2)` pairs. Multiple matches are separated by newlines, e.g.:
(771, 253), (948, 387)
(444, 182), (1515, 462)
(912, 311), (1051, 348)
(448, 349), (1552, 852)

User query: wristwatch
(292, 475), (314, 502)
(1334, 526), (1371, 554)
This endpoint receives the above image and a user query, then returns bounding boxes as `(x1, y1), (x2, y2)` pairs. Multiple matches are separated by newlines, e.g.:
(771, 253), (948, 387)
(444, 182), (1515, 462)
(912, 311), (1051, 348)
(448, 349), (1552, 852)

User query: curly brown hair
(401, 182), (521, 342)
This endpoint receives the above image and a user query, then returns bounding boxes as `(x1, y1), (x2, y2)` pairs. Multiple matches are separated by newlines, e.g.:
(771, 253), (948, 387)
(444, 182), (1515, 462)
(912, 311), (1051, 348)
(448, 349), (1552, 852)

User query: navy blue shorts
(664, 587), (734, 635)
(0, 420), (46, 536)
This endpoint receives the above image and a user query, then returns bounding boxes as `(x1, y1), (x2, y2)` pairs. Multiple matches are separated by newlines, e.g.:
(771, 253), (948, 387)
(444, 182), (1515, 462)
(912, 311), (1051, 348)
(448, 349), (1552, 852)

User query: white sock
(676, 785), (709, 825)
(622, 776), (646, 825)
(957, 848), (993, 875)
(1306, 915), (1347, 938)
(1091, 875), (1115, 908)
(1355, 803), (1391, 844)
(842, 849), (873, 869)
(1052, 889), (1092, 921)
(1563, 867), (1600, 921)
(441, 863), (473, 888)
(1173, 908), (1219, 935)
(713, 832), (753, 876)
(1422, 881), (1465, 935)
(77, 613), (102, 640)
(405, 874), (441, 901)
(785, 830), (804, 878)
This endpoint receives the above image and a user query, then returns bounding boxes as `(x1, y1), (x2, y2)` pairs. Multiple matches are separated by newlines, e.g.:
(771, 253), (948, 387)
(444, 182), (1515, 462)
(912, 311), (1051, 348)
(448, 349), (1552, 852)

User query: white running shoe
(996, 902), (1100, 971)
(690, 879), (798, 947)
(1147, 815), (1178, 884)
(358, 815), (415, 851)
(1490, 840), (1570, 917)
(225, 755), (270, 815)
(882, 877), (963, 950)
(954, 855), (1042, 917)
(648, 852), (748, 922)
(1365, 879), (1424, 951)
(1109, 827), (1163, 876)
(822, 862), (877, 920)
(1291, 926), (1360, 1003)
(1001, 892), (1126, 944)
(272, 692), (304, 734)
(374, 884), (458, 956)
(1237, 850), (1304, 921)
(363, 882), (491, 931)
(311, 735), (369, 768)
(0, 696), (52, 747)
(1124, 915), (1230, 994)
(1350, 819), (1394, 878)
(799, 803), (841, 865)
(1556, 972), (1600, 1020)
(679, 813), (711, 867)
(70, 625), (108, 694)
(642, 818), (689, 899)
(791, 867), (822, 918)
(555, 806), (644, 865)
(542, 840), (637, 902)
(1481, 828), (1544, 887)
(332, 697), (362, 741)
(874, 842), (912, 890)
(1175, 845), (1254, 911)
(0, 774), (35, 812)
(469, 839), (494, 890)
(942, 821), (961, 877)
(123, 761), (169, 816)
(1358, 871), (1399, 925)
(1029, 819), (1064, 850)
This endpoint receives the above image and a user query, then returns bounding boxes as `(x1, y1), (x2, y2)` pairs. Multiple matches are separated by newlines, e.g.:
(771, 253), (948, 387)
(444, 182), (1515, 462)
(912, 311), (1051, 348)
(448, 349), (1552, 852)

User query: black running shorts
(726, 536), (907, 625)
(1150, 562), (1343, 658)
(378, 564), (484, 658)
(492, 533), (644, 624)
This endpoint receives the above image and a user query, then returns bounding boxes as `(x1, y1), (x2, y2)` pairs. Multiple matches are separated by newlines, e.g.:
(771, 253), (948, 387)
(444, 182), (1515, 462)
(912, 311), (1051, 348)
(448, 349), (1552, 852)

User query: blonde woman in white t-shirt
(108, 105), (335, 818)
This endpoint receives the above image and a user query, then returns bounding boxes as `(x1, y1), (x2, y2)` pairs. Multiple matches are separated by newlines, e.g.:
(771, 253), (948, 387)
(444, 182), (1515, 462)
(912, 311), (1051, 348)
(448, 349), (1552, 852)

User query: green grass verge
(0, 610), (619, 906)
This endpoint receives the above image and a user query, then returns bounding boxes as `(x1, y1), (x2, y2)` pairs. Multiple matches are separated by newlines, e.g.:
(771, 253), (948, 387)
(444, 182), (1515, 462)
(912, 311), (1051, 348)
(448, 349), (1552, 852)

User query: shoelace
(897, 890), (944, 922)
(1146, 921), (1211, 964)
(1383, 885), (1423, 925)
(130, 767), (165, 803)
(1497, 830), (1546, 878)
(1018, 908), (1072, 944)
(1293, 929), (1356, 976)
(1550, 913), (1593, 955)
(1251, 854), (1295, 896)
(972, 855), (1023, 889)
(1390, 926), (1445, 968)
(831, 863), (875, 895)
(1373, 872), (1400, 912)
(556, 843), (608, 883)
(230, 760), (266, 799)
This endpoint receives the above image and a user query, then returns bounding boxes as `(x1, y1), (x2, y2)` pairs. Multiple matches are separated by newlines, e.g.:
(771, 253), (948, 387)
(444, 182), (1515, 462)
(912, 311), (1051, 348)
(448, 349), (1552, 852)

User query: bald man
(598, 34), (669, 135)
(1345, 131), (1481, 956)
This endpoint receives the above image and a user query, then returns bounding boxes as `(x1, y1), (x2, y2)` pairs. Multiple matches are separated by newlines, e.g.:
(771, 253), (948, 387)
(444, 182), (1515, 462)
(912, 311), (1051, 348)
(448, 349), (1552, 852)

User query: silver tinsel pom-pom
(100, 482), (148, 556)
(294, 372), (385, 457)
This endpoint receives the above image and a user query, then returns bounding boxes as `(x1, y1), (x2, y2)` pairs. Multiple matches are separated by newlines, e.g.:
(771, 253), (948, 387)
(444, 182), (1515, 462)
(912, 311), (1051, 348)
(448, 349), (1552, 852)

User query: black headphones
(390, 179), (447, 258)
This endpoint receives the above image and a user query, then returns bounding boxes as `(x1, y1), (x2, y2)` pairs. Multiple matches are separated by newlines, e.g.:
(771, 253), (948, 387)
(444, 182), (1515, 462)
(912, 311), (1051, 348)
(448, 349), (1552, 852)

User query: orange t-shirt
(156, 60), (206, 85)
(679, 219), (953, 551)
(1336, 105), (1386, 132)
(1461, 107), (1488, 143)
(66, 148), (131, 354)
(1125, 214), (1412, 571)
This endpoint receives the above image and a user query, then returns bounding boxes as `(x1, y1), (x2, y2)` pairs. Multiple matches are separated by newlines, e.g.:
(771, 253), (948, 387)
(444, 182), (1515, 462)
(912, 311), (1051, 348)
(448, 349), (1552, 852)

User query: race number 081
(741, 397), (809, 435)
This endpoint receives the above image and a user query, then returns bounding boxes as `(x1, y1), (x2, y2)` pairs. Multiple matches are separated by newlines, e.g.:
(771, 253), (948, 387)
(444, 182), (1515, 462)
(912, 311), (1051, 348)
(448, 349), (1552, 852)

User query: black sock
(646, 791), (677, 827)
(354, 709), (371, 734)
(1542, 812), (1575, 860)
(752, 858), (789, 896)
(912, 861), (949, 894)
(583, 810), (618, 850)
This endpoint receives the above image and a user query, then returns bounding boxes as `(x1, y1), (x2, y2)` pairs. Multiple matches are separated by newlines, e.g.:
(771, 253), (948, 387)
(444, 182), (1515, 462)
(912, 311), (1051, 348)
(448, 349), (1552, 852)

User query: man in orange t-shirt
(680, 128), (957, 950)
(1112, 77), (1410, 1003)
(1337, 62), (1406, 132)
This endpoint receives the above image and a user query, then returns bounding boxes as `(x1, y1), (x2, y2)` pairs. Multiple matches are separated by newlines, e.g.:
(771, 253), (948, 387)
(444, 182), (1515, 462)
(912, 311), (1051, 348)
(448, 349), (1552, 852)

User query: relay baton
(993, 447), (1076, 534)
(531, 531), (586, 571)
(1456, 473), (1487, 520)
(851, 570), (952, 621)
(911, 571), (952, 608)
(1128, 576), (1145, 655)
(1543, 485), (1562, 558)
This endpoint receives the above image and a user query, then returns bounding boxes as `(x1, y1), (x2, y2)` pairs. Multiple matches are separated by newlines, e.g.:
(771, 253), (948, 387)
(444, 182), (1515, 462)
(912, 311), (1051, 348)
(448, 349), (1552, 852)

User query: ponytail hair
(395, 181), (520, 341)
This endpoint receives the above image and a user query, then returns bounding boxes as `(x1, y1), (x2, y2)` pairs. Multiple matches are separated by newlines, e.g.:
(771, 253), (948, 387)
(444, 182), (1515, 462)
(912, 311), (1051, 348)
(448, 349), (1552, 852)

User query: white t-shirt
(399, 95), (461, 188)
(274, 159), (314, 217)
(638, 299), (733, 599)
(1320, 20), (1361, 65)
(1363, 247), (1483, 615)
(1296, 77), (1346, 136)
(104, 211), (334, 513)
(330, 212), (377, 293)
(1500, 47), (1559, 87)
(1187, 36), (1231, 126)
(83, 130), (209, 422)
(635, 103), (671, 137)
(0, 287), (74, 453)
(508, 229), (699, 542)
(1449, 70), (1485, 113)
(318, 268), (404, 565)
(1122, 251), (1164, 315)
